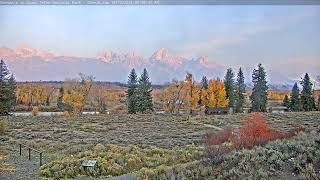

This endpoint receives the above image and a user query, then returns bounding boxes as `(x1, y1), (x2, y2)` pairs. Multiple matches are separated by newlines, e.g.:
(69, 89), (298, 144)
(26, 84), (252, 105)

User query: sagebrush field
(1, 112), (320, 179)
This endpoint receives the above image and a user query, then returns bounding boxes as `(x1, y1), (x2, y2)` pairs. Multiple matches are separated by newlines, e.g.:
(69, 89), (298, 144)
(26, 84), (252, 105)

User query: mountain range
(0, 45), (301, 90)
(0, 46), (225, 84)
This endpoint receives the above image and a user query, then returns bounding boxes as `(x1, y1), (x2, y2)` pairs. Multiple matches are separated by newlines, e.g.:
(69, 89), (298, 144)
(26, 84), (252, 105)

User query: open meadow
(1, 112), (320, 179)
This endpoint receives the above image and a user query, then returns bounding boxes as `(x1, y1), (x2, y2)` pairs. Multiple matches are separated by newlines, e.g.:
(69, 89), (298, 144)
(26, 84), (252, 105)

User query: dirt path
(0, 153), (41, 180)
(202, 124), (223, 130)
(0, 143), (42, 180)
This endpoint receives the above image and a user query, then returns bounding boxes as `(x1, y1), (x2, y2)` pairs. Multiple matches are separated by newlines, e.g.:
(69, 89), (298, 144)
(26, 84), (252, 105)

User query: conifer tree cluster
(0, 59), (16, 115)
(126, 68), (153, 114)
(222, 68), (246, 113)
(283, 73), (316, 112)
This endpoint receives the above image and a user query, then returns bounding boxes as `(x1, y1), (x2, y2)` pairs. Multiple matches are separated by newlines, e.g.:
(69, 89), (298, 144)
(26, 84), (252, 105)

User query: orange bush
(205, 113), (306, 161)
(238, 113), (283, 149)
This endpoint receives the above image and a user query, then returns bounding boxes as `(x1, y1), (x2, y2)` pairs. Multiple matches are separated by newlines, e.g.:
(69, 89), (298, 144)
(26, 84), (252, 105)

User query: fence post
(28, 148), (31, 160)
(40, 152), (42, 166)
(19, 144), (22, 156)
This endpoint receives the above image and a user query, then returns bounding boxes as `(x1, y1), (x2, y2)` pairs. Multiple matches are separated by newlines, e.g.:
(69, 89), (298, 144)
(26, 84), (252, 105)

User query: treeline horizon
(12, 79), (318, 92)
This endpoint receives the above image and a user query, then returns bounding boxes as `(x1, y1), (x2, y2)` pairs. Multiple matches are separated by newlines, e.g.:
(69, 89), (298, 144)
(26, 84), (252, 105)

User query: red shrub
(204, 113), (306, 160)
(238, 113), (283, 149)
(205, 127), (232, 146)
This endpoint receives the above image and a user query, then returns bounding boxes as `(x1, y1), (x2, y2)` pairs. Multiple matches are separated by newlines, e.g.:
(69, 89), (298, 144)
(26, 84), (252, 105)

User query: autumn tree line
(162, 64), (265, 114)
(0, 58), (319, 116)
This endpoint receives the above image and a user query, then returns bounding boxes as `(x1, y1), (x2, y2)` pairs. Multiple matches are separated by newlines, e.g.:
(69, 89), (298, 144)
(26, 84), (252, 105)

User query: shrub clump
(238, 112), (284, 149)
(31, 106), (39, 116)
(63, 111), (70, 119)
(0, 118), (5, 135)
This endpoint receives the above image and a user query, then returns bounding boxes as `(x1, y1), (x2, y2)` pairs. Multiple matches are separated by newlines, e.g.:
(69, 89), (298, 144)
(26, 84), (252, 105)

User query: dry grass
(4, 114), (211, 156)
(3, 112), (319, 158)
(0, 149), (15, 172)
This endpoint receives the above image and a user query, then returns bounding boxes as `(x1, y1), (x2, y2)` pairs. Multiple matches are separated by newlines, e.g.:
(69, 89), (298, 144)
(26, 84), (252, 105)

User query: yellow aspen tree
(207, 79), (228, 108)
(63, 73), (94, 116)
(185, 73), (198, 114)
(207, 80), (217, 108)
(199, 87), (208, 111)
(215, 79), (228, 107)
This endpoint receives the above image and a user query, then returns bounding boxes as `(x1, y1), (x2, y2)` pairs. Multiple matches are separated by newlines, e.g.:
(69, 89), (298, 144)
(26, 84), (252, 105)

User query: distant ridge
(0, 45), (224, 84)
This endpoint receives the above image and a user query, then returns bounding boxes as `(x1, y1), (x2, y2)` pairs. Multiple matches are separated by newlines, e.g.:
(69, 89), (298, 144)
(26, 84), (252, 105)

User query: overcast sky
(0, 5), (319, 81)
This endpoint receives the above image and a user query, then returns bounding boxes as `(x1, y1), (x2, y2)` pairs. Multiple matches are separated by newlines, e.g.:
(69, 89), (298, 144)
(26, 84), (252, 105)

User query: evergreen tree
(224, 68), (235, 108)
(201, 76), (208, 89)
(282, 95), (290, 110)
(57, 86), (65, 111)
(198, 76), (208, 106)
(127, 68), (138, 114)
(301, 73), (315, 111)
(250, 63), (268, 112)
(317, 95), (320, 111)
(235, 67), (246, 113)
(290, 82), (301, 111)
(136, 68), (153, 113)
(0, 59), (16, 115)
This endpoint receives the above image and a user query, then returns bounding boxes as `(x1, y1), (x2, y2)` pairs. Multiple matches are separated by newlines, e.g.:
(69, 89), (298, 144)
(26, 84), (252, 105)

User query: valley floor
(0, 112), (319, 179)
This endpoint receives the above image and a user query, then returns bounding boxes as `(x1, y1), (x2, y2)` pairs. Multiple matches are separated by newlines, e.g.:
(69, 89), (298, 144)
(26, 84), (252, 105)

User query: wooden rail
(19, 144), (43, 166)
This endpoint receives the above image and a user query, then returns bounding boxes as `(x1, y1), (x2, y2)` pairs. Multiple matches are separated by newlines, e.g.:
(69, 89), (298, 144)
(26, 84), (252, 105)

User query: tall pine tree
(283, 95), (290, 110)
(224, 68), (235, 108)
(57, 86), (65, 111)
(301, 73), (315, 111)
(235, 67), (246, 113)
(127, 69), (138, 114)
(290, 82), (301, 111)
(136, 68), (153, 113)
(317, 95), (320, 111)
(250, 63), (268, 112)
(201, 76), (208, 89)
(0, 59), (16, 115)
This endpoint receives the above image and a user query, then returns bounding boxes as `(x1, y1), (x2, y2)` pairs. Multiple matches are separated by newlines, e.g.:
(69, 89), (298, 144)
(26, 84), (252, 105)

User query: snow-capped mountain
(0, 45), (224, 83)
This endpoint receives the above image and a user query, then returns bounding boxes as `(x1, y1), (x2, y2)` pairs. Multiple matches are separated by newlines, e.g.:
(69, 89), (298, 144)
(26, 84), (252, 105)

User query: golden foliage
(63, 73), (94, 116)
(199, 88), (208, 108)
(184, 73), (198, 113)
(162, 80), (188, 114)
(63, 111), (70, 119)
(31, 106), (39, 116)
(16, 83), (50, 106)
(268, 90), (289, 101)
(207, 79), (228, 108)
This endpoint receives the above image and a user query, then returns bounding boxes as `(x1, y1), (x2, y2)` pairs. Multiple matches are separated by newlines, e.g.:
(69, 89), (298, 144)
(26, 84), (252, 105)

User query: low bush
(204, 126), (232, 146)
(31, 106), (39, 116)
(239, 112), (283, 149)
(63, 111), (70, 119)
(0, 118), (5, 135)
